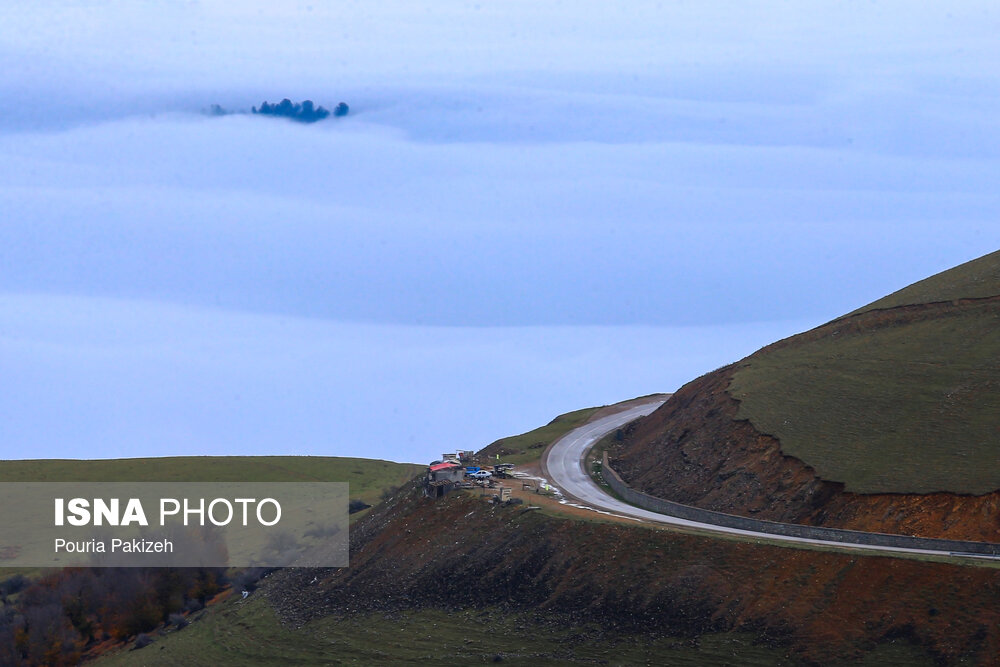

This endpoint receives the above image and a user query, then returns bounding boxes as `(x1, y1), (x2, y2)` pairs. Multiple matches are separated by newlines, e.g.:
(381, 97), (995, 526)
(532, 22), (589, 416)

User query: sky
(0, 1), (998, 463)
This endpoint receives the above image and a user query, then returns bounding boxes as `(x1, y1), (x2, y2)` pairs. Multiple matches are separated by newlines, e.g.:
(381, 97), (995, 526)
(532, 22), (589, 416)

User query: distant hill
(0, 456), (423, 510)
(612, 249), (1000, 540)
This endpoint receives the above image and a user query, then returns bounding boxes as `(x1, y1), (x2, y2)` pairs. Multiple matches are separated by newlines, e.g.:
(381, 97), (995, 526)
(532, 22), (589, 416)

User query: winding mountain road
(541, 399), (998, 561)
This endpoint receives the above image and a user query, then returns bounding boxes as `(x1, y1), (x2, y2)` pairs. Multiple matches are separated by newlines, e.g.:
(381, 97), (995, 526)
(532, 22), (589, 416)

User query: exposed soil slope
(611, 249), (1000, 540)
(611, 365), (1000, 541)
(267, 485), (1000, 665)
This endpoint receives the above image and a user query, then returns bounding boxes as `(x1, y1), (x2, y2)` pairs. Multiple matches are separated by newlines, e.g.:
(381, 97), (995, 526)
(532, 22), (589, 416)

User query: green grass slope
(478, 406), (601, 465)
(479, 395), (670, 466)
(93, 598), (816, 667)
(728, 249), (1000, 494)
(851, 248), (1000, 314)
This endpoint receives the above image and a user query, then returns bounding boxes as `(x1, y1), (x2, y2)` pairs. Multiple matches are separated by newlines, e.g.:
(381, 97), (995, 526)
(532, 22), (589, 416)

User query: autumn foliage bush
(0, 567), (226, 665)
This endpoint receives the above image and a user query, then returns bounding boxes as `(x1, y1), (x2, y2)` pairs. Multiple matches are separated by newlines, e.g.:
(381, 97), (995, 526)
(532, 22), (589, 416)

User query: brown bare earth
(610, 365), (1000, 542)
(267, 483), (1000, 665)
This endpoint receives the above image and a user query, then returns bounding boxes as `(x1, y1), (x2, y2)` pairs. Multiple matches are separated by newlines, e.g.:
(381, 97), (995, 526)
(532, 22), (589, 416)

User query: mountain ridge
(611, 249), (1000, 540)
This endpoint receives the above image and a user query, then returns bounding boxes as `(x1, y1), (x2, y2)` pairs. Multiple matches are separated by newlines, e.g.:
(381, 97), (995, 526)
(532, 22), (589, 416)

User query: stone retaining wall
(601, 453), (1000, 556)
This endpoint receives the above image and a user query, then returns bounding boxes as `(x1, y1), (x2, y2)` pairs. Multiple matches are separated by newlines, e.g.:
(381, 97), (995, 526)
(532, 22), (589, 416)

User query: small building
(428, 462), (465, 483)
(425, 462), (465, 498)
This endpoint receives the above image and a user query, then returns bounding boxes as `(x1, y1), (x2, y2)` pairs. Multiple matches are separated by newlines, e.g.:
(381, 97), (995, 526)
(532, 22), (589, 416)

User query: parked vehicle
(470, 470), (493, 480)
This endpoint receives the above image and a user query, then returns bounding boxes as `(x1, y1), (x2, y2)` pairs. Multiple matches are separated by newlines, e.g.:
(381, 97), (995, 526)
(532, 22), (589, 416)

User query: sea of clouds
(1, 1), (998, 461)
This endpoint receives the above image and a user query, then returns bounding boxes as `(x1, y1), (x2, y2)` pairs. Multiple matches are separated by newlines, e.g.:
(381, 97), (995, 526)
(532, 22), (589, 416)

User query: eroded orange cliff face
(610, 366), (1000, 542)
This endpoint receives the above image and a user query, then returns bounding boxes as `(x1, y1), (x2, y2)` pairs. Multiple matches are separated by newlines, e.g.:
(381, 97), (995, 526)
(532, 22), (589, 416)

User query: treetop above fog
(252, 99), (349, 123)
(208, 99), (349, 123)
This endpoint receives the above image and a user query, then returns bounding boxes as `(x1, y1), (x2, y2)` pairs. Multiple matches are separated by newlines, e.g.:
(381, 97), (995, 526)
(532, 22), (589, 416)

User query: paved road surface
(542, 399), (994, 560)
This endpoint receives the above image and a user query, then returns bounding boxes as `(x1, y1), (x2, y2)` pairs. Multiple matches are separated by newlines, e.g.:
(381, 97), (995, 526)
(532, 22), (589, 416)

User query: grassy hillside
(478, 406), (601, 465)
(728, 249), (1000, 494)
(92, 485), (965, 667)
(851, 248), (1000, 314)
(479, 395), (670, 467)
(93, 597), (811, 666)
(12, 407), (987, 665)
(0, 456), (424, 508)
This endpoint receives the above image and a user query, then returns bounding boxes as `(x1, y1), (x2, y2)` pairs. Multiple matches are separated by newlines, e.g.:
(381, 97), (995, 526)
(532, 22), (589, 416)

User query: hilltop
(851, 249), (1000, 314)
(611, 249), (1000, 540)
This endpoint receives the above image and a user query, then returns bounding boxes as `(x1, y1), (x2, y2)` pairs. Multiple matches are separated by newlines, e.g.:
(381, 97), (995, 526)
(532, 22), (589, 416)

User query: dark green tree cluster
(207, 100), (349, 122)
(252, 98), (346, 123)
